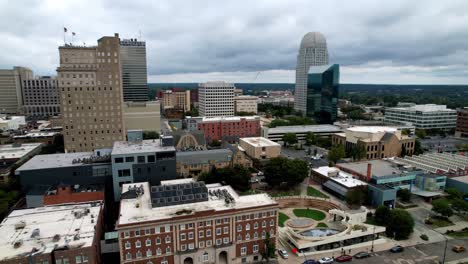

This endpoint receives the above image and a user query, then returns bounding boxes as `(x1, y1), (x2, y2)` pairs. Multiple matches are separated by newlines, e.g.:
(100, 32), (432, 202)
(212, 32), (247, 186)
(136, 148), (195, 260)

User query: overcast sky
(1, 0), (468, 84)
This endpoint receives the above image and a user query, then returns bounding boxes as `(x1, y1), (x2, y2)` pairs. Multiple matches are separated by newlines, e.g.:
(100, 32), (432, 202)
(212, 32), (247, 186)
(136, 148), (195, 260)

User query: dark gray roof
(176, 149), (233, 165)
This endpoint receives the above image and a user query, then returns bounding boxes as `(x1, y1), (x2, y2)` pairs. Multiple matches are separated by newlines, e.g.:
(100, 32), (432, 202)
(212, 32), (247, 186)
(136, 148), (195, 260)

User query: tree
(210, 139), (221, 147)
(198, 165), (251, 192)
(261, 232), (276, 262)
(305, 132), (318, 146)
(446, 188), (463, 200)
(143, 131), (160, 140)
(374, 205), (391, 225)
(397, 188), (411, 202)
(432, 199), (453, 217)
(345, 187), (367, 208)
(401, 129), (410, 136)
(413, 139), (424, 155)
(350, 141), (366, 161)
(451, 199), (468, 213)
(415, 129), (427, 139)
(401, 144), (407, 157)
(328, 144), (345, 165)
(282, 133), (297, 147)
(386, 209), (415, 240)
(264, 157), (308, 187)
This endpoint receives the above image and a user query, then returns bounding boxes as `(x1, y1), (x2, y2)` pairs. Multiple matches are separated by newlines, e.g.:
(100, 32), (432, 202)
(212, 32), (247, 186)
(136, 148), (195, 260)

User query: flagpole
(63, 27), (65, 44)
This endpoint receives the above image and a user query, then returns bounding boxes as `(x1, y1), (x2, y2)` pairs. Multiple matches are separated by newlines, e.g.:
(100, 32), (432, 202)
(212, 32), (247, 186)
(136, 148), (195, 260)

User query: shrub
(420, 234), (429, 241)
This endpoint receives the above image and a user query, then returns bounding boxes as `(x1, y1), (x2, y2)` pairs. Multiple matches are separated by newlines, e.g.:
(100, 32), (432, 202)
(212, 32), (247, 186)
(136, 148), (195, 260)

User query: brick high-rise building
(116, 179), (278, 264)
(57, 33), (126, 152)
(0, 66), (33, 114)
(456, 108), (468, 138)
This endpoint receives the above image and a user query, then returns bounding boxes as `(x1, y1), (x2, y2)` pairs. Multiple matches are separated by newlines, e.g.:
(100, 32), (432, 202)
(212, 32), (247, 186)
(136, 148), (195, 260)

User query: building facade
(116, 180), (279, 264)
(162, 90), (191, 112)
(455, 107), (468, 138)
(238, 137), (281, 160)
(306, 64), (340, 123)
(0, 143), (42, 184)
(199, 82), (235, 117)
(111, 140), (177, 200)
(234, 96), (258, 114)
(123, 101), (161, 132)
(0, 116), (26, 130)
(332, 126), (415, 160)
(120, 38), (148, 102)
(57, 33), (126, 152)
(261, 124), (342, 144)
(22, 76), (60, 118)
(384, 104), (457, 130)
(294, 32), (329, 115)
(0, 67), (33, 115)
(187, 116), (261, 143)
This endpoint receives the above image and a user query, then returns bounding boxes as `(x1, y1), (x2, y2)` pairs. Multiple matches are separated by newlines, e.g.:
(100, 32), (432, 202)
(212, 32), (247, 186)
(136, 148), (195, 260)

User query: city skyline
(1, 0), (468, 84)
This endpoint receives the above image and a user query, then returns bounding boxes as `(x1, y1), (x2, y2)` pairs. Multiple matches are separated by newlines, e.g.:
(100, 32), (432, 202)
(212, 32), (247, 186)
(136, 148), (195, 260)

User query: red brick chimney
(366, 163), (372, 182)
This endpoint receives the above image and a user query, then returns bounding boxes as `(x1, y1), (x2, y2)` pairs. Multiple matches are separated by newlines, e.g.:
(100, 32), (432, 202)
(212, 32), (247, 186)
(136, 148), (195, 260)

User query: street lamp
(371, 225), (376, 253)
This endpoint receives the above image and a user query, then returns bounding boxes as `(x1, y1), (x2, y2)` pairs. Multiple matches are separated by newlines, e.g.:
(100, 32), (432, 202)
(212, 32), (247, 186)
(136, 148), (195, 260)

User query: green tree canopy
(432, 199), (453, 217)
(413, 139), (424, 155)
(446, 188), (463, 200)
(264, 157), (308, 187)
(261, 232), (276, 261)
(451, 199), (468, 213)
(386, 209), (415, 240)
(143, 131), (160, 140)
(305, 132), (318, 146)
(198, 165), (251, 192)
(345, 187), (367, 208)
(374, 205), (391, 225)
(282, 133), (297, 147)
(350, 141), (366, 161)
(397, 188), (411, 202)
(328, 144), (345, 165)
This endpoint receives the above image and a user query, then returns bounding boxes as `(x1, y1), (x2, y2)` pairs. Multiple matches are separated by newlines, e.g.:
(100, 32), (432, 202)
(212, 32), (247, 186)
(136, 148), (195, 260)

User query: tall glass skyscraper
(307, 64), (339, 124)
(294, 32), (329, 115)
(120, 39), (148, 102)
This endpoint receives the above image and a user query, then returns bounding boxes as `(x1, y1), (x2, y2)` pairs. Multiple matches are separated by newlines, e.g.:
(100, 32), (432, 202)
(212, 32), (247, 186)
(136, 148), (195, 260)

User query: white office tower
(294, 32), (329, 115)
(198, 81), (235, 117)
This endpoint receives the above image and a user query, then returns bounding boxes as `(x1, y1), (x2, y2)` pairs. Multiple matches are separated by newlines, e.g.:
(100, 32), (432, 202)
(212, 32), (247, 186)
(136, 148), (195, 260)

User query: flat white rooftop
(118, 181), (277, 226)
(388, 104), (456, 113)
(347, 126), (397, 134)
(267, 125), (341, 134)
(313, 166), (367, 188)
(0, 202), (102, 261)
(13, 132), (58, 138)
(112, 140), (175, 155)
(0, 143), (42, 160)
(16, 152), (100, 171)
(240, 137), (280, 147)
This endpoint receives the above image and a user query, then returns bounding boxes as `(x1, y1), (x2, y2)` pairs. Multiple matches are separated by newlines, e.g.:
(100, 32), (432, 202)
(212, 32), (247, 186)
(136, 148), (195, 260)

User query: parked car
(354, 251), (370, 259)
(318, 257), (334, 264)
(303, 260), (317, 264)
(278, 249), (289, 259)
(335, 255), (352, 262)
(390, 245), (404, 253)
(452, 245), (466, 253)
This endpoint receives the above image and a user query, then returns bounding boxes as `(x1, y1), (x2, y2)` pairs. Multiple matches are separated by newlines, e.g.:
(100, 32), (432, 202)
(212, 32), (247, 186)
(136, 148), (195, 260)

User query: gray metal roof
(176, 149), (233, 165)
(16, 152), (98, 171)
(267, 124), (342, 134)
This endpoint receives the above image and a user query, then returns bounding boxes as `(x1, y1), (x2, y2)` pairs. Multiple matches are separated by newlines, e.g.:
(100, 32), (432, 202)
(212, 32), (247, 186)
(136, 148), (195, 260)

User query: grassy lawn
(426, 216), (454, 228)
(447, 230), (468, 238)
(316, 222), (328, 228)
(278, 212), (290, 227)
(307, 186), (329, 198)
(270, 189), (301, 197)
(293, 209), (326, 221)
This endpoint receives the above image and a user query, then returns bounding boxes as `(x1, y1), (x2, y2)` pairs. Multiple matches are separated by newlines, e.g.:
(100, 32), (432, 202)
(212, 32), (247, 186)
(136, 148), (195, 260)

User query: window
(242, 257), (247, 263)
(189, 243), (194, 250)
(125, 241), (131, 249)
(254, 213), (259, 219)
(148, 155), (155, 162)
(165, 225), (170, 232)
(199, 241), (205, 248)
(135, 240), (141, 248)
(145, 228), (151, 235)
(254, 222), (258, 229)
(189, 232), (194, 239)
(188, 223), (194, 229)
(223, 226), (229, 234)
(125, 156), (134, 162)
(246, 214), (250, 220)
(253, 244), (259, 253)
(216, 219), (221, 224)
(202, 252), (209, 262)
(237, 225), (242, 232)
(75, 256), (82, 263)
(237, 234), (242, 241)
(162, 261), (168, 264)
(166, 246), (171, 254)
(146, 239), (151, 246)
(180, 233), (186, 241)
(146, 249), (152, 257)
(262, 221), (266, 228)
(180, 224), (186, 230)
(166, 236), (171, 243)
(237, 215), (242, 221)
(246, 233), (250, 240)
(262, 231), (266, 238)
(155, 227), (160, 233)
(224, 217), (229, 223)
(262, 212), (266, 218)
(157, 248), (162, 255)
(199, 230), (204, 238)
(125, 253), (132, 260)
(118, 169), (131, 177)
(82, 256), (88, 263)
(137, 156), (145, 163)
(124, 231), (130, 238)
(270, 220), (274, 226)
(206, 240), (212, 247)
(254, 232), (258, 239)
(206, 220), (211, 226)
(223, 237), (229, 244)
(246, 223), (250, 231)
(216, 239), (222, 245)
(136, 251), (142, 258)
(114, 157), (123, 163)
(206, 230), (211, 237)
(241, 246), (247, 255)
(181, 244), (187, 251)
(270, 211), (275, 217)
(156, 237), (161, 244)
(198, 221), (204, 227)
(216, 228), (221, 235)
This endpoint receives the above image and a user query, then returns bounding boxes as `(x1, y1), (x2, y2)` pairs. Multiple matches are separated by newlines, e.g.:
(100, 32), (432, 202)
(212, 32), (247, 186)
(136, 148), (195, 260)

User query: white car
(318, 257), (334, 264)
(278, 249), (289, 259)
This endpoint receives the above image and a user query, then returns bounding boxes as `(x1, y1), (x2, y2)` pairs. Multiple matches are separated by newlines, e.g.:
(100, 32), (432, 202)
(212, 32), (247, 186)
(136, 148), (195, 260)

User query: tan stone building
(123, 101), (161, 132)
(57, 34), (126, 152)
(161, 89), (190, 112)
(0, 67), (33, 114)
(239, 137), (281, 160)
(332, 126), (415, 160)
(234, 95), (258, 114)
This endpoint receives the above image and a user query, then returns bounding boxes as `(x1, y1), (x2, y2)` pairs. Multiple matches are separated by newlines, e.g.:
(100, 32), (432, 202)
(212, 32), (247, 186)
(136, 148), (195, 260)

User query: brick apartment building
(455, 107), (468, 138)
(0, 202), (104, 264)
(116, 179), (278, 264)
(186, 116), (261, 143)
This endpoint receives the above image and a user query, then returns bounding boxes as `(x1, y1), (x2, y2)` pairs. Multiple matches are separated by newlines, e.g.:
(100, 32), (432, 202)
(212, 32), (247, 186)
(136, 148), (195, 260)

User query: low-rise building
(123, 101), (161, 132)
(13, 131), (59, 145)
(0, 142), (42, 184)
(239, 137), (281, 160)
(26, 184), (104, 208)
(234, 96), (258, 114)
(261, 124), (342, 144)
(161, 89), (191, 112)
(455, 107), (468, 138)
(0, 202), (103, 264)
(446, 176), (468, 195)
(116, 179), (279, 264)
(0, 116), (26, 130)
(186, 116), (261, 143)
(384, 104), (457, 130)
(396, 152), (468, 177)
(311, 166), (367, 199)
(332, 126), (415, 160)
(111, 139), (177, 200)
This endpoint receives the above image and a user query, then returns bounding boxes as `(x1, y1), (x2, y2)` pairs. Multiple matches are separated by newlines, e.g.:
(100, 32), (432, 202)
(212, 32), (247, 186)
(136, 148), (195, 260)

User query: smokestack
(366, 163), (372, 182)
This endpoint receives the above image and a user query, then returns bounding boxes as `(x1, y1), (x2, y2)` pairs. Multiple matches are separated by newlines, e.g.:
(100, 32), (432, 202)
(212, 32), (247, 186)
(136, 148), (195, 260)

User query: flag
(64, 27), (67, 32)
(72, 32), (76, 36)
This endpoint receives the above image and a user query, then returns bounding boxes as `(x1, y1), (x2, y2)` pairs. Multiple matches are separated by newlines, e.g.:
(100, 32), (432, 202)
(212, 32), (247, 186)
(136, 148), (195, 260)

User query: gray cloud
(0, 0), (468, 84)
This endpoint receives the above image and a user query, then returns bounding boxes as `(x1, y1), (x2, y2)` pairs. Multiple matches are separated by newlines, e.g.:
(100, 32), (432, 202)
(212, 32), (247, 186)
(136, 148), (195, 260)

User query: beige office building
(57, 33), (126, 152)
(0, 67), (33, 114)
(161, 90), (190, 111)
(123, 101), (161, 132)
(234, 95), (258, 114)
(239, 137), (281, 160)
